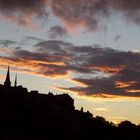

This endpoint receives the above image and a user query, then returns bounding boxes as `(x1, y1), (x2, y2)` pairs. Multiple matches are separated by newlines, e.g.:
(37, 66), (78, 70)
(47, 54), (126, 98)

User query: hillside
(0, 88), (140, 140)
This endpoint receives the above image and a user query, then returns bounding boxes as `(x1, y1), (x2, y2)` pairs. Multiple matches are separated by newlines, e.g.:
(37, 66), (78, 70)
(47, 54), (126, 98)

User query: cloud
(50, 0), (108, 31)
(62, 76), (140, 98)
(114, 35), (122, 42)
(24, 36), (44, 42)
(0, 14), (39, 29)
(0, 1), (140, 30)
(1, 40), (140, 98)
(0, 0), (47, 16)
(49, 26), (68, 38)
(95, 108), (108, 111)
(49, 0), (140, 30)
(0, 0), (48, 28)
(63, 72), (140, 97)
(0, 47), (15, 56)
(0, 40), (17, 47)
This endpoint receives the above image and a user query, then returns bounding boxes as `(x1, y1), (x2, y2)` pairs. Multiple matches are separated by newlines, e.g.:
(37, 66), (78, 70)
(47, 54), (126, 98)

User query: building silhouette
(0, 66), (74, 111)
(4, 66), (11, 87)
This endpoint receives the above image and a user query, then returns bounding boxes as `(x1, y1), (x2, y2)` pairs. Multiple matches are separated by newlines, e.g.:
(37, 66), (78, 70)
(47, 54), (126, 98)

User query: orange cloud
(1, 39), (140, 98)
(116, 81), (137, 88)
(0, 56), (68, 78)
(93, 66), (124, 73)
(126, 89), (140, 93)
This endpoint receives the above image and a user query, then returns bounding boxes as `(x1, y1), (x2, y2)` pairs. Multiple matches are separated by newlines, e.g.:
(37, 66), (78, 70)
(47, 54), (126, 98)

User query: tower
(4, 66), (11, 87)
(14, 74), (17, 87)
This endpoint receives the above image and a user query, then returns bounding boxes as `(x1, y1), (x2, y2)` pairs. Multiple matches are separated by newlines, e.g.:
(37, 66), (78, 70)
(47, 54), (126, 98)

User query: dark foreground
(0, 91), (140, 140)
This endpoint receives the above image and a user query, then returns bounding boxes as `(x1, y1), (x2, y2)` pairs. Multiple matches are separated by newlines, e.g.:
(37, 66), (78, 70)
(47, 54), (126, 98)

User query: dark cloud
(0, 0), (47, 16)
(49, 26), (68, 38)
(0, 0), (48, 28)
(50, 0), (140, 30)
(24, 36), (44, 42)
(0, 40), (17, 47)
(0, 1), (140, 30)
(1, 40), (140, 97)
(50, 0), (109, 31)
(114, 35), (122, 42)
(62, 76), (140, 97)
(59, 48), (140, 97)
(63, 77), (124, 96)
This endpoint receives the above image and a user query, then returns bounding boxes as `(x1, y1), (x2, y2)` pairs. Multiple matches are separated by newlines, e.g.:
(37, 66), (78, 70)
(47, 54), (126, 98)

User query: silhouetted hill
(0, 88), (140, 140)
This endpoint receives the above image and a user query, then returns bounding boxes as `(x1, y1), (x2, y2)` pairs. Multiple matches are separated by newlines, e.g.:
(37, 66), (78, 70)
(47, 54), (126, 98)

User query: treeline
(76, 113), (140, 140)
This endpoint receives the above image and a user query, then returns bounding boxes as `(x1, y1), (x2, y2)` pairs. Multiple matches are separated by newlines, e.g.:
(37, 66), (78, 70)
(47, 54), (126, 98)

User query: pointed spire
(14, 74), (17, 87)
(4, 66), (11, 87)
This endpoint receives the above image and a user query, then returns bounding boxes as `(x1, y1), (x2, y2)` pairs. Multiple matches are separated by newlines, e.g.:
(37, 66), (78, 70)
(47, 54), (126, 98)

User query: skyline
(1, 66), (140, 124)
(0, 0), (140, 124)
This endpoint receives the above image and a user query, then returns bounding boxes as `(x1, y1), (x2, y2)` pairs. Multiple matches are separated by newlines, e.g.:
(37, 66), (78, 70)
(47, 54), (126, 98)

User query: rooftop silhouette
(0, 66), (74, 112)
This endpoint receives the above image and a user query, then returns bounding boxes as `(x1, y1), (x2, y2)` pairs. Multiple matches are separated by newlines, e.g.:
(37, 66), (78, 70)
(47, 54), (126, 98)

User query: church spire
(4, 66), (11, 87)
(14, 74), (17, 87)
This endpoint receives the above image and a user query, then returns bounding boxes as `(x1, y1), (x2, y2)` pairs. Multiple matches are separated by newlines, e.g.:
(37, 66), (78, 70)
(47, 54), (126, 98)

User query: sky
(0, 0), (140, 124)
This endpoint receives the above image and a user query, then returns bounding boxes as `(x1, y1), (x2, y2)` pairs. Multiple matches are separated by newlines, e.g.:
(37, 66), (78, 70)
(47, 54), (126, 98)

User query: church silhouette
(0, 66), (74, 111)
(0, 66), (90, 140)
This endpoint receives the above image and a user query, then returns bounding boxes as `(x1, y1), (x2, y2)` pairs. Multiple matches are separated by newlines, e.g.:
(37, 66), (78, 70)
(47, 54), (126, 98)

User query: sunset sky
(0, 0), (140, 124)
